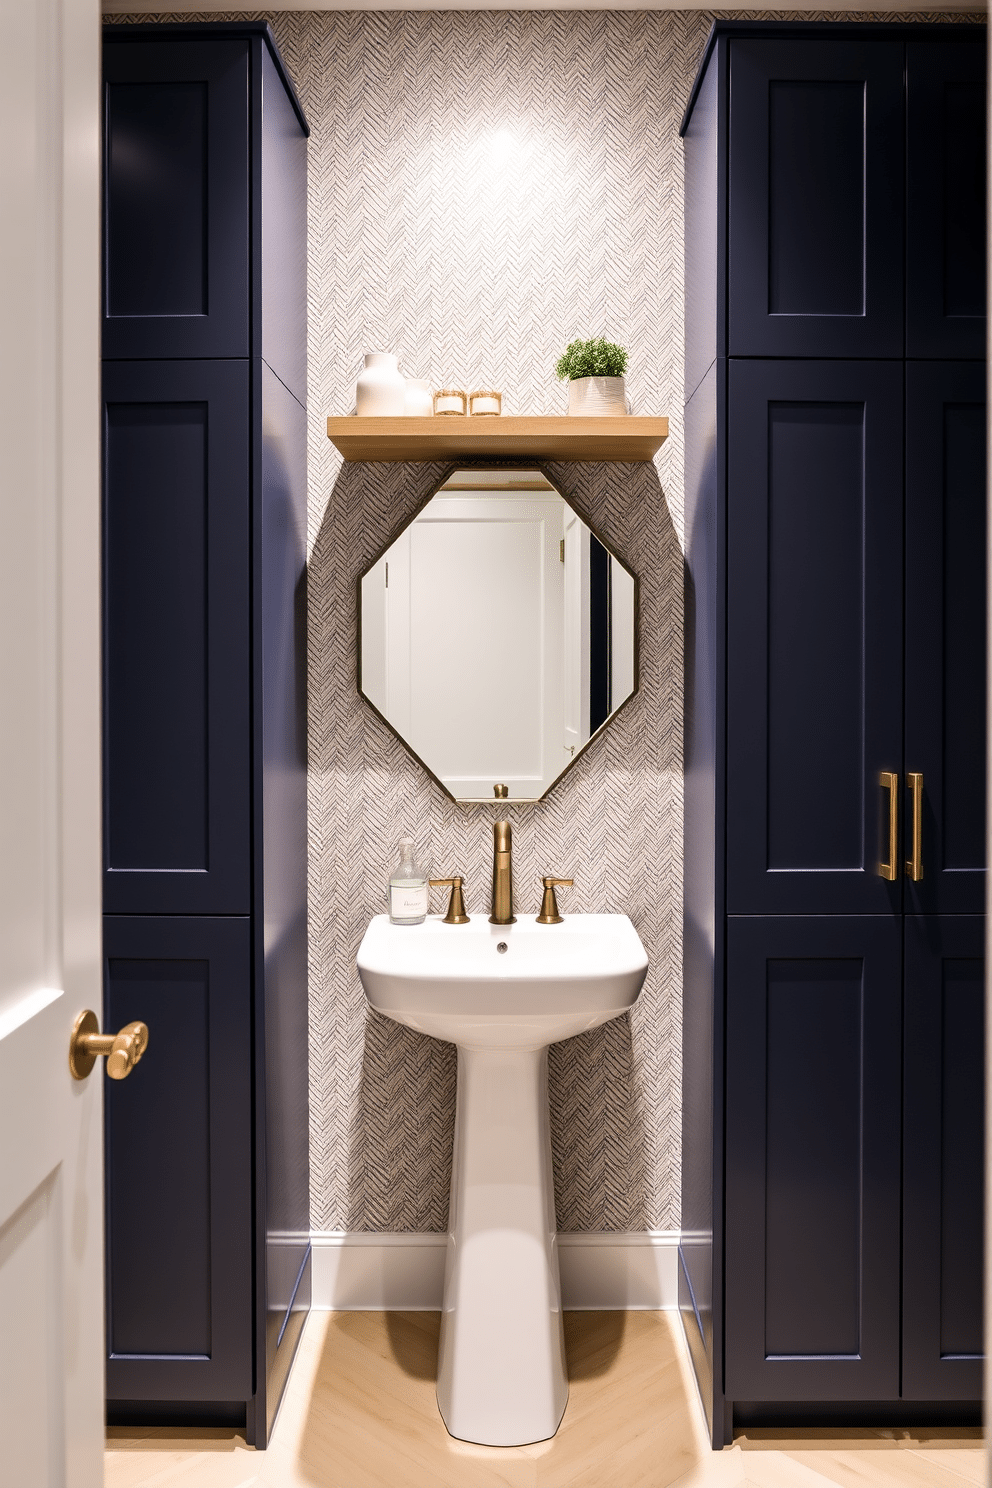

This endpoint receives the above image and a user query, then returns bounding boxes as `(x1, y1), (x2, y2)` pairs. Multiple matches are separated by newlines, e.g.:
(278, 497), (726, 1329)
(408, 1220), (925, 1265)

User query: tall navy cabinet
(101, 23), (310, 1446)
(681, 21), (986, 1446)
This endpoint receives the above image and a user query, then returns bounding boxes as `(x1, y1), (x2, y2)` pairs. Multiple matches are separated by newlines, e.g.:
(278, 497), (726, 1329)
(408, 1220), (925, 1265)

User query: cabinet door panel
(907, 42), (987, 358)
(727, 361), (903, 915)
(103, 38), (249, 359)
(905, 363), (986, 914)
(103, 361), (250, 915)
(903, 915), (984, 1401)
(725, 916), (902, 1401)
(728, 40), (904, 357)
(103, 916), (252, 1403)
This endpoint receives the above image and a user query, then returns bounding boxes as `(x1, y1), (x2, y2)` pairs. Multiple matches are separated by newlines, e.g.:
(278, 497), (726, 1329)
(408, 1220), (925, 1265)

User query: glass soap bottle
(388, 838), (428, 925)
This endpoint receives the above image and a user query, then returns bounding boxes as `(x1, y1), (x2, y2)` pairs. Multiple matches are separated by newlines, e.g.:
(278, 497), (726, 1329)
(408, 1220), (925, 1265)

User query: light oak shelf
(326, 415), (669, 463)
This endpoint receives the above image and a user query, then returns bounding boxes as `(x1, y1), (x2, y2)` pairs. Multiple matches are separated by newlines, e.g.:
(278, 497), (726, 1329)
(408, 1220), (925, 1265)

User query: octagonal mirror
(359, 467), (637, 802)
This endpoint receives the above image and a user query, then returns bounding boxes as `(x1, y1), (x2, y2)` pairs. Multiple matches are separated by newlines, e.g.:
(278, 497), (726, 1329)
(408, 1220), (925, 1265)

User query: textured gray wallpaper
(114, 7), (971, 1234)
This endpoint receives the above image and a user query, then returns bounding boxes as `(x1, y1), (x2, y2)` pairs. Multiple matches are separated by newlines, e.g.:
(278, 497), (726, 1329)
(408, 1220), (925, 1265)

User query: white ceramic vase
(404, 378), (434, 416)
(356, 353), (406, 416)
(567, 375), (627, 416)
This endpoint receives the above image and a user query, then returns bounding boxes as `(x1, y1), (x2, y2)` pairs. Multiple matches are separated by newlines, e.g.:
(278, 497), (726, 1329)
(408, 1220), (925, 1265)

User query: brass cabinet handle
(906, 772), (924, 881)
(69, 1010), (149, 1081)
(536, 877), (574, 925)
(878, 772), (899, 881)
(429, 876), (470, 924)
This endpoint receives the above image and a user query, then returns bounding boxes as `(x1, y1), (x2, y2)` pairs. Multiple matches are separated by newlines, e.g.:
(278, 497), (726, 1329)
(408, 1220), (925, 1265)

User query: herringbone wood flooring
(105, 1312), (983, 1488)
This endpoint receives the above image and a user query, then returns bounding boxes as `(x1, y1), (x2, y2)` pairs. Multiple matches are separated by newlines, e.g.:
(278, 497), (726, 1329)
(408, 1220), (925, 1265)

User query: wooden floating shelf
(326, 415), (669, 464)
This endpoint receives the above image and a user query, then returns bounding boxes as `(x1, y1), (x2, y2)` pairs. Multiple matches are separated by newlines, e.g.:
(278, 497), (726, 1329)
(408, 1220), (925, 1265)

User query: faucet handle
(536, 877), (573, 925)
(429, 876), (470, 925)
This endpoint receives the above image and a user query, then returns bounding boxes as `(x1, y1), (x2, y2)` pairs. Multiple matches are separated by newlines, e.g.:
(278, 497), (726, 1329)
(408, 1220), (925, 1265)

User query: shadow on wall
(307, 457), (683, 1237)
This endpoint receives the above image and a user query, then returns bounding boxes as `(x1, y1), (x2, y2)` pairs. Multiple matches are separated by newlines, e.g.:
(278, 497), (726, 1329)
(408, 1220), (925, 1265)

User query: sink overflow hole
(497, 942), (508, 954)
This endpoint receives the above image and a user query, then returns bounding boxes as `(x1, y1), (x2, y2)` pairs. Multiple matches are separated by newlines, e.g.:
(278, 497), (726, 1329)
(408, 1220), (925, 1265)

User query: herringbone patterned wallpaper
(113, 7), (971, 1233)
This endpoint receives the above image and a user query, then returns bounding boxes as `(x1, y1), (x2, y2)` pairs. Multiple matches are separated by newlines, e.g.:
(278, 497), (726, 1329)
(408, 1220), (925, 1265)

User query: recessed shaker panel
(768, 82), (864, 317)
(727, 361), (902, 914)
(766, 403), (864, 873)
(729, 40), (904, 356)
(725, 916), (901, 1400)
(104, 916), (252, 1402)
(105, 403), (208, 873)
(907, 42), (987, 356)
(103, 38), (249, 358)
(106, 82), (207, 319)
(107, 956), (211, 1357)
(941, 405), (986, 871)
(903, 916), (985, 1400)
(764, 959), (863, 1358)
(938, 959), (985, 1359)
(905, 363), (986, 913)
(103, 361), (250, 915)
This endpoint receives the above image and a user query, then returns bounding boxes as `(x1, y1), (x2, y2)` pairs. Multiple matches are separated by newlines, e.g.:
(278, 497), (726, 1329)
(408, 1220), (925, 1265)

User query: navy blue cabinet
(907, 43), (987, 359)
(903, 915), (985, 1402)
(103, 38), (250, 360)
(104, 917), (253, 1404)
(726, 360), (903, 915)
(102, 22), (310, 1448)
(681, 21), (985, 1446)
(728, 40), (905, 358)
(905, 362), (987, 915)
(103, 360), (251, 916)
(725, 917), (902, 1402)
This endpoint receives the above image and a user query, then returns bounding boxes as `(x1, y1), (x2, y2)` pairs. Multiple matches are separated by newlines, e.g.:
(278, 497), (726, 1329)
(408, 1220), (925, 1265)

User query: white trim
(310, 1231), (680, 1311)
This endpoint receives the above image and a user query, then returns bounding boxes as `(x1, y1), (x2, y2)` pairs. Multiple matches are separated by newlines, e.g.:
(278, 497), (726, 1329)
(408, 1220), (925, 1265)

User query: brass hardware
(878, 771), (899, 881)
(490, 819), (516, 924)
(69, 1010), (149, 1081)
(536, 877), (574, 925)
(429, 876), (470, 924)
(493, 784), (508, 799)
(906, 772), (924, 881)
(385, 562), (389, 589)
(559, 539), (565, 563)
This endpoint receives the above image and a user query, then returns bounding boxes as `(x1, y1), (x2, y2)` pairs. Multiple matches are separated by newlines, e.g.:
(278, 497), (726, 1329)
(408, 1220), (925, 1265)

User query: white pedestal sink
(356, 912), (648, 1447)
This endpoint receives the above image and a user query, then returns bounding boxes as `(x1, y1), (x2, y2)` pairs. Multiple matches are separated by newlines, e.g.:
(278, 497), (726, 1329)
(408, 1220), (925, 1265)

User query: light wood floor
(106, 1311), (984, 1488)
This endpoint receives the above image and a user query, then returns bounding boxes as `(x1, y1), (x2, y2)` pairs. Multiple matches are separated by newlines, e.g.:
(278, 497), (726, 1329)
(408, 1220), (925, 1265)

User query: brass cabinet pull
(69, 1010), (149, 1081)
(878, 772), (899, 881)
(906, 772), (924, 881)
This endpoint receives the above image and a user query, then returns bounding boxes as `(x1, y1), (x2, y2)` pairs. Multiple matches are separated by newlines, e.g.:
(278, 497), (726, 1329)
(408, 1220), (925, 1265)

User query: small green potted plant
(555, 337), (629, 416)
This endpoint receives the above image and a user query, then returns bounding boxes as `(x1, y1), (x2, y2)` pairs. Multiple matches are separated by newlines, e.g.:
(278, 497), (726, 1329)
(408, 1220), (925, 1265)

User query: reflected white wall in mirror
(360, 468), (637, 801)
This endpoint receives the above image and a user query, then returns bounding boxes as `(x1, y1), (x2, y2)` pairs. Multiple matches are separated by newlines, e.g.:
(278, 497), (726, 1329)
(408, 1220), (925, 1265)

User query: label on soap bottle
(390, 882), (429, 921)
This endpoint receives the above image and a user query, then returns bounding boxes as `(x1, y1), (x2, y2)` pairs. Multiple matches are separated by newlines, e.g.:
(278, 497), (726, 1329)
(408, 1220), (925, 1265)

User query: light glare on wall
(487, 127), (522, 170)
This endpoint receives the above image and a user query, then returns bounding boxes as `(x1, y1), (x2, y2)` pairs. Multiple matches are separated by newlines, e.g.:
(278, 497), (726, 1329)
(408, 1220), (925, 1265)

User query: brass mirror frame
(356, 460), (640, 804)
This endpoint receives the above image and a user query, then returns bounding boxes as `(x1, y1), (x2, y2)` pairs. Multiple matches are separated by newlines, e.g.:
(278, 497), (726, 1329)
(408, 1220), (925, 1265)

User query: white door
(0, 0), (104, 1479)
(401, 494), (565, 800)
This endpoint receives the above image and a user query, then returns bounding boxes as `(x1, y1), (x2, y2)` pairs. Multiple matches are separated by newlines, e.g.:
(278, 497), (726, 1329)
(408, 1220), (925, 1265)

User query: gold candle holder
(469, 389), (502, 416)
(433, 387), (467, 416)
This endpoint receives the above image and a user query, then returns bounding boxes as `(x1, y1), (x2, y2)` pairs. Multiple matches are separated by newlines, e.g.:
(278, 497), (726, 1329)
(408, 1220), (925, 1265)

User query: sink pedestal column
(436, 1044), (568, 1447)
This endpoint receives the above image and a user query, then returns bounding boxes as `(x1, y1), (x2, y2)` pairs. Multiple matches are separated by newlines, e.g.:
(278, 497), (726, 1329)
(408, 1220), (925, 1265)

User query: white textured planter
(356, 352), (406, 416)
(567, 375), (627, 416)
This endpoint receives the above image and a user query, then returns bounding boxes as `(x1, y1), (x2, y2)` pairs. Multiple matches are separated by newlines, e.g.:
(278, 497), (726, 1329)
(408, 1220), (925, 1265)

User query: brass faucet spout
(489, 820), (516, 925)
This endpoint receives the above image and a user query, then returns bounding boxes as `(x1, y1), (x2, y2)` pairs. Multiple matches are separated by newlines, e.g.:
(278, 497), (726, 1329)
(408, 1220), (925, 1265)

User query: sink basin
(356, 911), (648, 1448)
(357, 911), (648, 1049)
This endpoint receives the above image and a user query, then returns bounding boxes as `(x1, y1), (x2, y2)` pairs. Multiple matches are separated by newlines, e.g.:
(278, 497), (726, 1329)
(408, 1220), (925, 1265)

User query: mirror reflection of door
(361, 468), (637, 802)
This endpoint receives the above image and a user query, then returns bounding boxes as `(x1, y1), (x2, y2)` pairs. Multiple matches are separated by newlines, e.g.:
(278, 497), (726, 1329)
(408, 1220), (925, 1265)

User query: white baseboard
(310, 1230), (680, 1311)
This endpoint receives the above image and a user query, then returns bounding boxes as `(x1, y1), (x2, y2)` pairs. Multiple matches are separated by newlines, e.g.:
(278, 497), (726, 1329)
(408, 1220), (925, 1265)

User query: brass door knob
(536, 877), (574, 925)
(69, 1010), (149, 1081)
